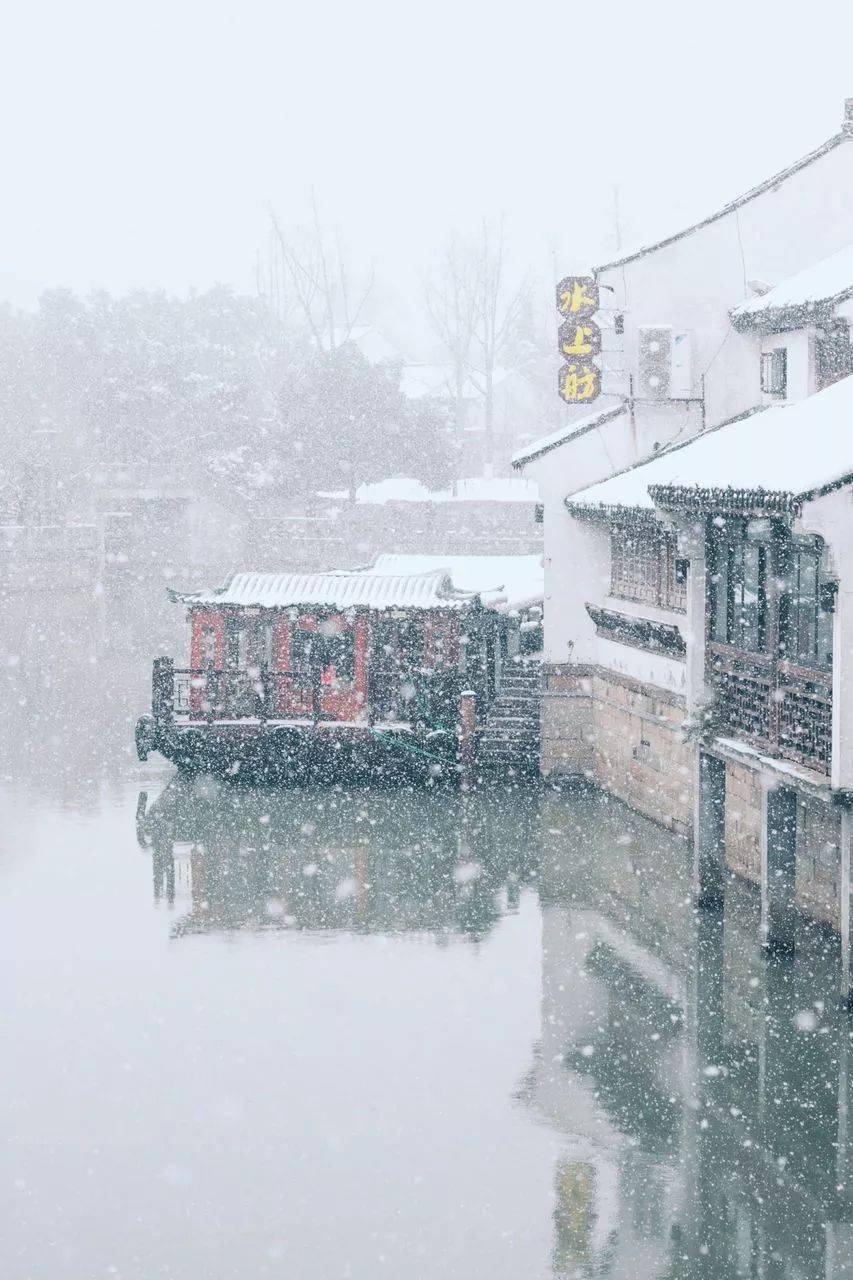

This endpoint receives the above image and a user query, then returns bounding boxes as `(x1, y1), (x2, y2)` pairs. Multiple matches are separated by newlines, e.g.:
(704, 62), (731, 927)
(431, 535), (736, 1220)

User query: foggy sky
(3, 0), (852, 309)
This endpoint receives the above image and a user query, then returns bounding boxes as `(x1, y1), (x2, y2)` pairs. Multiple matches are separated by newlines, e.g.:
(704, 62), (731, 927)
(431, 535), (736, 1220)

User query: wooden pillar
(840, 804), (853, 1006)
(152, 656), (174, 728)
(152, 829), (175, 907)
(459, 689), (477, 790)
(761, 783), (798, 955)
(693, 751), (726, 909)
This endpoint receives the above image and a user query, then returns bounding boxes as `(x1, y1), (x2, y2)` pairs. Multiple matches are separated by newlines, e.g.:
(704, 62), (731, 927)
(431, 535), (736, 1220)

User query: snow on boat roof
(566, 374), (853, 514)
(512, 403), (626, 468)
(173, 569), (478, 611)
(732, 243), (853, 325)
(369, 554), (544, 611)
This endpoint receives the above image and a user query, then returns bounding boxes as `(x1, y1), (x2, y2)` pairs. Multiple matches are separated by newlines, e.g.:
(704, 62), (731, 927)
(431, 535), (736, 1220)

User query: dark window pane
(711, 541), (730, 643)
(740, 543), (762, 650)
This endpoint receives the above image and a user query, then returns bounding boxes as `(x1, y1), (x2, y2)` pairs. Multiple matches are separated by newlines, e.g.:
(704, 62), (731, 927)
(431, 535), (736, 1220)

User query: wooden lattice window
(760, 348), (787, 396)
(780, 538), (834, 670)
(709, 519), (769, 653)
(816, 323), (852, 392)
(610, 527), (687, 612)
(707, 521), (835, 774)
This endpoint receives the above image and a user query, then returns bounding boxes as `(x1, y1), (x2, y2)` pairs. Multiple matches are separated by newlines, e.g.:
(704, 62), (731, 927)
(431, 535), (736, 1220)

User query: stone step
(479, 733), (540, 748)
(478, 749), (539, 767)
(481, 720), (539, 733)
(480, 744), (540, 756)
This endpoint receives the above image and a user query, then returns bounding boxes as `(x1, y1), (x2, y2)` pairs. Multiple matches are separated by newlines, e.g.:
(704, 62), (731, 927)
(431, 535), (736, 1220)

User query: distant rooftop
(352, 475), (539, 504)
(399, 364), (510, 401)
(566, 374), (853, 516)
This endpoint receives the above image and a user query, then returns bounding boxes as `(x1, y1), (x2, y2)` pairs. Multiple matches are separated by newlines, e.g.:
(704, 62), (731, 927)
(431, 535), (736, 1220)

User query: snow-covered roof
(732, 244), (853, 328)
(512, 403), (626, 468)
(318, 325), (405, 365)
(173, 569), (477, 611)
(398, 364), (490, 401)
(595, 129), (849, 273)
(355, 475), (538, 504)
(566, 374), (853, 515)
(356, 476), (434, 503)
(368, 554), (544, 612)
(452, 476), (538, 502)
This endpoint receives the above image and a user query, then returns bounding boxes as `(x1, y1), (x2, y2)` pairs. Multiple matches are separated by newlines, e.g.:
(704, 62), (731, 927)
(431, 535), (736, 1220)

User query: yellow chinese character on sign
(557, 276), (599, 318)
(561, 324), (596, 357)
(558, 362), (600, 404)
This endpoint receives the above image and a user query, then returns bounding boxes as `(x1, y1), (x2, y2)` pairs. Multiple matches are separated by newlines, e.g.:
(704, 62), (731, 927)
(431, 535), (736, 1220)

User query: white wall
(598, 138), (853, 430)
(800, 487), (853, 790)
(521, 132), (853, 691)
(596, 637), (686, 697)
(760, 328), (816, 405)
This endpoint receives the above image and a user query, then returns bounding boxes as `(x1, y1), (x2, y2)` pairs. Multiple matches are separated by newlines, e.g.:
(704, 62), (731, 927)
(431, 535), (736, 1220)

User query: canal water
(3, 657), (853, 1277)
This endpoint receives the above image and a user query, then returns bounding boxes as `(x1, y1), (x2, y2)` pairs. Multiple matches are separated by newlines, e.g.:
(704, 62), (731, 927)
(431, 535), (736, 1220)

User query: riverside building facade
(514, 100), (853, 971)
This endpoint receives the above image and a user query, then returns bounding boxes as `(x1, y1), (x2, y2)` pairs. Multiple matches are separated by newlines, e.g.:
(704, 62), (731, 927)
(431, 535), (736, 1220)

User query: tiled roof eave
(564, 498), (660, 524)
(172, 594), (478, 611)
(730, 295), (847, 334)
(647, 484), (800, 515)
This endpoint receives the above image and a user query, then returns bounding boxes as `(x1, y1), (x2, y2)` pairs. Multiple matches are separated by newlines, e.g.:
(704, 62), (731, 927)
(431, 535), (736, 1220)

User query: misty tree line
(0, 287), (455, 518)
(0, 218), (557, 522)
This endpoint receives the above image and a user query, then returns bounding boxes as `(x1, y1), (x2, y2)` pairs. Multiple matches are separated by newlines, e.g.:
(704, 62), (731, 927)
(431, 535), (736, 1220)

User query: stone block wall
(540, 665), (594, 777)
(723, 763), (841, 926)
(794, 795), (841, 927)
(241, 499), (543, 573)
(590, 671), (694, 839)
(724, 762), (763, 886)
(540, 662), (693, 838)
(541, 660), (845, 933)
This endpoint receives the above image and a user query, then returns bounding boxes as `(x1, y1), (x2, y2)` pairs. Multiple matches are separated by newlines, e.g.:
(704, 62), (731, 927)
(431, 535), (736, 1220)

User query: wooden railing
(172, 668), (315, 721)
(153, 662), (465, 731)
(708, 643), (832, 774)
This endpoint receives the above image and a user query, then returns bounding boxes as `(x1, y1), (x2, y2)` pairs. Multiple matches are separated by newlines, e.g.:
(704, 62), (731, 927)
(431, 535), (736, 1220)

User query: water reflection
(137, 777), (540, 942)
(134, 778), (853, 1277)
(530, 793), (853, 1279)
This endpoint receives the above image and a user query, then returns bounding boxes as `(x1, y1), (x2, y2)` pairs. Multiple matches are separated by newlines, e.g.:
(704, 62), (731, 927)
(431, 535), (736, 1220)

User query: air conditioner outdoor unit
(638, 325), (673, 399)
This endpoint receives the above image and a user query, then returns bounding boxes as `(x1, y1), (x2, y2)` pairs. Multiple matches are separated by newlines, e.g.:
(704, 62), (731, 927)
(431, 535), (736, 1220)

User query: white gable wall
(523, 130), (853, 678)
(599, 135), (853, 431)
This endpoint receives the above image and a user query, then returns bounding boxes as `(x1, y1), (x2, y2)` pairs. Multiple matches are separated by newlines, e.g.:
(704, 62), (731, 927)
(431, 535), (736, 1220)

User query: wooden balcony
(708, 643), (832, 775)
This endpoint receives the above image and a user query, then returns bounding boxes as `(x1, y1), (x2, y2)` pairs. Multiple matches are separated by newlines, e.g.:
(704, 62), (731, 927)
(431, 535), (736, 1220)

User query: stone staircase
(476, 661), (541, 775)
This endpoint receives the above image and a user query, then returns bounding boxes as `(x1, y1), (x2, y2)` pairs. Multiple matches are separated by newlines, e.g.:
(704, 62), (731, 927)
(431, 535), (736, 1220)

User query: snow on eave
(511, 403), (626, 468)
(594, 131), (848, 274)
(366, 552), (544, 611)
(564, 498), (659, 523)
(564, 376), (853, 518)
(168, 568), (480, 612)
(731, 243), (853, 330)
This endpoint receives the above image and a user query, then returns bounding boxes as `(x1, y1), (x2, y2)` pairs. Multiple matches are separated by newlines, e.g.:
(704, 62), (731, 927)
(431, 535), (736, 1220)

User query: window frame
(760, 347), (787, 397)
(610, 525), (687, 613)
(708, 517), (771, 654)
(779, 536), (834, 671)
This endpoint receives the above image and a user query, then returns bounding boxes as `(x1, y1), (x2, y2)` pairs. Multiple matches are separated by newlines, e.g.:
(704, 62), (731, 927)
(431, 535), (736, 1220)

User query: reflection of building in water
(137, 777), (539, 943)
(525, 789), (853, 1279)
